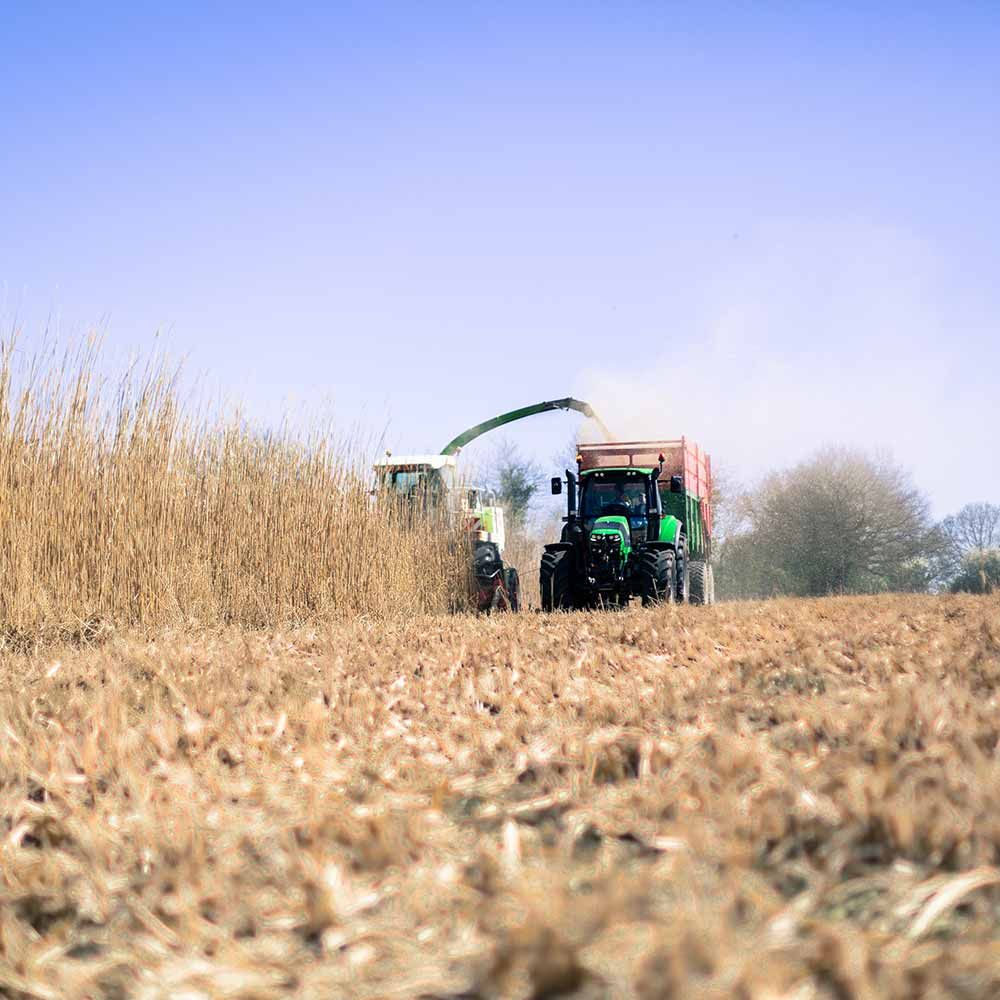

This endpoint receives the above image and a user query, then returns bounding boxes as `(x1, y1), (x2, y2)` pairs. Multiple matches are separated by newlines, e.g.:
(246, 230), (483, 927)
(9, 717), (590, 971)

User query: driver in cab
(609, 481), (646, 518)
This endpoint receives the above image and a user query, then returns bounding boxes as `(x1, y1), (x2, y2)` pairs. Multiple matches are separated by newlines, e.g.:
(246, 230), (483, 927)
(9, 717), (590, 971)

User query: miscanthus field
(3, 594), (1000, 1000)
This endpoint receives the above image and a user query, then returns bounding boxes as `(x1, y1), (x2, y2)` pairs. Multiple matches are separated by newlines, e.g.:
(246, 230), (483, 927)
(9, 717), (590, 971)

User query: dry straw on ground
(3, 593), (1000, 998)
(0, 339), (466, 642)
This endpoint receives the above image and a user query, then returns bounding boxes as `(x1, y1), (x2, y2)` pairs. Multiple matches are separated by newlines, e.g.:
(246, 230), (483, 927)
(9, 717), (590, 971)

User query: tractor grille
(588, 535), (623, 589)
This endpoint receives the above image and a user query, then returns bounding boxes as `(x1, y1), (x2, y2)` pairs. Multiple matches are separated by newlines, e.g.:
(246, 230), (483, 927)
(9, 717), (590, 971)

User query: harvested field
(3, 594), (1000, 998)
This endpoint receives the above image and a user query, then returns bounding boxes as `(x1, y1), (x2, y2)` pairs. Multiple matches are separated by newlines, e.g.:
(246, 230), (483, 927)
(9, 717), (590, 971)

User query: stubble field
(3, 593), (1000, 999)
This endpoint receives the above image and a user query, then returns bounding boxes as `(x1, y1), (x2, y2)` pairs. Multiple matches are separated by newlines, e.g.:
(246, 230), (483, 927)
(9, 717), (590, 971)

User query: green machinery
(439, 398), (611, 456)
(541, 439), (715, 609)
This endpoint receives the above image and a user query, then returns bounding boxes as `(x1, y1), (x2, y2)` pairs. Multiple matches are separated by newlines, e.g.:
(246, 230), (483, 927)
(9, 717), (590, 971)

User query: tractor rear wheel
(540, 550), (574, 611)
(688, 560), (708, 605)
(637, 549), (676, 607)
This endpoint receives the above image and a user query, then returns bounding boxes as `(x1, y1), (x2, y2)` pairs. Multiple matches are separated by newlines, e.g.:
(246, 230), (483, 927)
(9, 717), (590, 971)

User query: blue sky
(2, 3), (998, 514)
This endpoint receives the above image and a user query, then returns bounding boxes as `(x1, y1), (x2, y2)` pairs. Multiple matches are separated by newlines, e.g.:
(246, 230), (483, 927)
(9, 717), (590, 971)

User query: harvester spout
(440, 397), (612, 456)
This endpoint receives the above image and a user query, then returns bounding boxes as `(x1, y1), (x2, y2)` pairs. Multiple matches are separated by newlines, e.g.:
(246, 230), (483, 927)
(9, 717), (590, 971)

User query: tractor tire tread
(688, 560), (707, 605)
(636, 548), (676, 607)
(540, 550), (574, 611)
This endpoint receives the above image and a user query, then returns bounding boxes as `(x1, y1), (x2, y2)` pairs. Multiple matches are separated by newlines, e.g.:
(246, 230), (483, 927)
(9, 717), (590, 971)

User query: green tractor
(540, 439), (714, 610)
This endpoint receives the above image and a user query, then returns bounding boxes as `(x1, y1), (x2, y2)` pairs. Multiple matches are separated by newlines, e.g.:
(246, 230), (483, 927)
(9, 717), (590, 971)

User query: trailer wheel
(688, 560), (708, 605)
(540, 550), (574, 611)
(637, 549), (675, 607)
(675, 543), (690, 603)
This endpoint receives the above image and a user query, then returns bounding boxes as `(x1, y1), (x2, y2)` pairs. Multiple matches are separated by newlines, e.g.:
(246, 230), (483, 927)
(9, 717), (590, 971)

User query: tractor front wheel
(540, 550), (574, 611)
(637, 549), (676, 607)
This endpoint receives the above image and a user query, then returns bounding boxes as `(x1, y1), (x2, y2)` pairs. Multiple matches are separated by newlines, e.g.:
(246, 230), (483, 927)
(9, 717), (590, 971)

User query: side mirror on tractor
(551, 477), (563, 495)
(670, 475), (683, 494)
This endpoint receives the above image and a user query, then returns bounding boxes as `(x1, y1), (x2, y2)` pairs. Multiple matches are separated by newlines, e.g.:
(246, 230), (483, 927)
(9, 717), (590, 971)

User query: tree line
(714, 448), (999, 599)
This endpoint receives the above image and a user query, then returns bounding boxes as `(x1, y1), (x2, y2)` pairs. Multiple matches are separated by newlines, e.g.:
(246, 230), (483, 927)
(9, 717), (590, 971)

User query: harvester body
(373, 453), (514, 610)
(541, 438), (715, 609)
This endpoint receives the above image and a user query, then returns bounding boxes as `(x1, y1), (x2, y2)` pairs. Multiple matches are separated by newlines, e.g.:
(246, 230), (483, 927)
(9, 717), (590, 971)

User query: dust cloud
(576, 219), (997, 515)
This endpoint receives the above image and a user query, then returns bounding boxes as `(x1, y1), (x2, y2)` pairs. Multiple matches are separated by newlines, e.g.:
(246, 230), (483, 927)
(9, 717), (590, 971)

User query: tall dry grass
(0, 338), (467, 640)
(503, 524), (544, 607)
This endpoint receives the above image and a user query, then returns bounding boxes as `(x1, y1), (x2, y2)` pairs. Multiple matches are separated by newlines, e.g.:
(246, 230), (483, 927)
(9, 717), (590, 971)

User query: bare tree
(926, 502), (1000, 588)
(950, 549), (1000, 594)
(708, 462), (747, 547)
(722, 447), (934, 597)
(552, 435), (581, 478)
(940, 502), (1000, 563)
(486, 439), (545, 529)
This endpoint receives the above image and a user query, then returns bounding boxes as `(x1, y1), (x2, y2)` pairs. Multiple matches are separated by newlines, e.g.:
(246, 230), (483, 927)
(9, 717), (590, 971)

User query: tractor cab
(579, 468), (659, 548)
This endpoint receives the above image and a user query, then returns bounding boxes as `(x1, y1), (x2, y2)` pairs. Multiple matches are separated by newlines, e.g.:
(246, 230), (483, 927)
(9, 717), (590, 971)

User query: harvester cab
(374, 454), (457, 509)
(373, 454), (505, 546)
(541, 439), (715, 610)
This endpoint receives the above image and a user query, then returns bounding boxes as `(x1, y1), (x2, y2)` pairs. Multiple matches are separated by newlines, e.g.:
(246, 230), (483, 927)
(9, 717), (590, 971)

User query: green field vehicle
(540, 439), (714, 609)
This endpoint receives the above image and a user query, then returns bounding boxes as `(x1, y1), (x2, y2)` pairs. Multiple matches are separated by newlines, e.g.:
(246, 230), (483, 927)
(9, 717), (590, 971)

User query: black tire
(504, 567), (520, 612)
(540, 549), (574, 611)
(636, 549), (676, 607)
(688, 560), (708, 605)
(675, 542), (690, 604)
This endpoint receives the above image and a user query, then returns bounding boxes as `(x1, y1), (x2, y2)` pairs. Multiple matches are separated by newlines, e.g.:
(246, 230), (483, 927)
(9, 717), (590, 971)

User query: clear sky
(2, 3), (998, 515)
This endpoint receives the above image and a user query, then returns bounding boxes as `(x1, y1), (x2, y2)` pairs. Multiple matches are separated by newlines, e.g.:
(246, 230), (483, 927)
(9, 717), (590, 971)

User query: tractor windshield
(581, 475), (648, 519)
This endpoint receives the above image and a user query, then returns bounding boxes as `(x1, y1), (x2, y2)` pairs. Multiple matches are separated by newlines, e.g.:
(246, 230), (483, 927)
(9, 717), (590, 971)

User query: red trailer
(577, 438), (713, 542)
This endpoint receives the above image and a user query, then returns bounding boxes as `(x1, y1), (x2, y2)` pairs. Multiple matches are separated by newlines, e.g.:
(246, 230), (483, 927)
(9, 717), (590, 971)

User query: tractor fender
(643, 540), (676, 552)
(652, 514), (682, 549)
(543, 542), (574, 554)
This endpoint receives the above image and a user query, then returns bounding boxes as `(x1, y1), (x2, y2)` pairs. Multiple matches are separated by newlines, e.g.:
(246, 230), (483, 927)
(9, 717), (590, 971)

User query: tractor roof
(580, 466), (655, 475)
